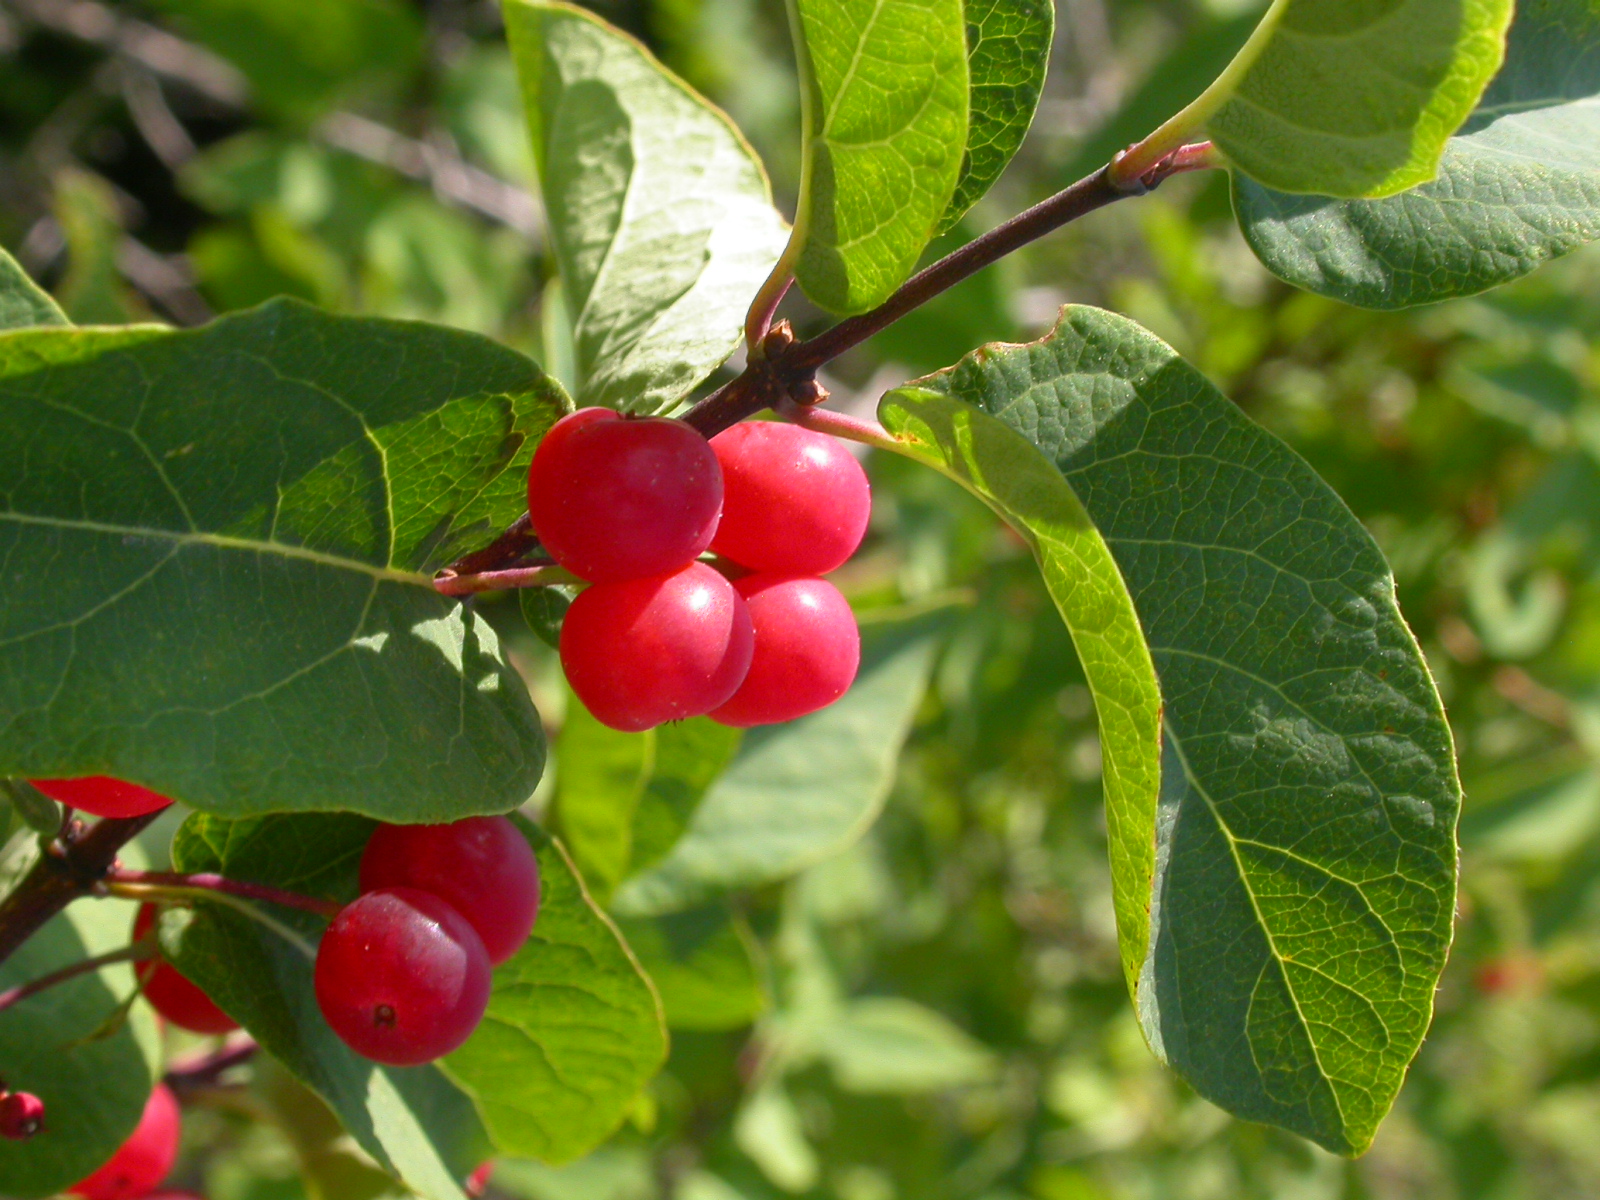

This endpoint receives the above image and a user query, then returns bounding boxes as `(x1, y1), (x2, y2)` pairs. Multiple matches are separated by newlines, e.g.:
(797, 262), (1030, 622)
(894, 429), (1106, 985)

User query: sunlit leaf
(504, 0), (788, 412)
(1234, 0), (1600, 307)
(882, 305), (1459, 1154)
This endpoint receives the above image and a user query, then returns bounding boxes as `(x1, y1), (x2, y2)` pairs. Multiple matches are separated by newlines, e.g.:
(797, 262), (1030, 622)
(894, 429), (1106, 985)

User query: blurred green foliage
(4, 0), (1600, 1196)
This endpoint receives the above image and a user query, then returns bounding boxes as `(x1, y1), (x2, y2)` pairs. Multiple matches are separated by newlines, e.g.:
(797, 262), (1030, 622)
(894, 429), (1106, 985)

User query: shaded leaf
(612, 612), (947, 916)
(937, 0), (1053, 232)
(785, 0), (969, 313)
(520, 583), (578, 650)
(554, 693), (655, 902)
(0, 299), (560, 820)
(0, 779), (62, 835)
(443, 819), (667, 1164)
(166, 810), (487, 1200)
(504, 0), (788, 413)
(1196, 0), (1512, 197)
(0, 896), (161, 1198)
(616, 904), (765, 1030)
(882, 305), (1458, 1154)
(1234, 0), (1600, 308)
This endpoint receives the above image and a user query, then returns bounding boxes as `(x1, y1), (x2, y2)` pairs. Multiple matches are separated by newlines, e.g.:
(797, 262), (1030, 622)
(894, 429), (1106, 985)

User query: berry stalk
(0, 940), (155, 1016)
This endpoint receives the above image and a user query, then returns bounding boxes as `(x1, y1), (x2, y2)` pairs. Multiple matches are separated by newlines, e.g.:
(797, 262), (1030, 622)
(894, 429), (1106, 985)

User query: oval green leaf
(504, 0), (789, 413)
(0, 299), (560, 821)
(1234, 0), (1600, 308)
(615, 904), (765, 1031)
(882, 305), (1459, 1154)
(936, 0), (1054, 233)
(1170, 0), (1512, 197)
(785, 0), (969, 313)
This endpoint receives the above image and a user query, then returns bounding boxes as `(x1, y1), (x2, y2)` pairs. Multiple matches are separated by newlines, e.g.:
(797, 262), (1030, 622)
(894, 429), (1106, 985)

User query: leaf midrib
(0, 510), (430, 586)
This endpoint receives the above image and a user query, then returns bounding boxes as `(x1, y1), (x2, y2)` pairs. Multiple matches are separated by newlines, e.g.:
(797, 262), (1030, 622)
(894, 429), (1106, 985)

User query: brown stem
(0, 940), (154, 1015)
(0, 811), (166, 970)
(106, 870), (343, 920)
(444, 148), (1217, 576)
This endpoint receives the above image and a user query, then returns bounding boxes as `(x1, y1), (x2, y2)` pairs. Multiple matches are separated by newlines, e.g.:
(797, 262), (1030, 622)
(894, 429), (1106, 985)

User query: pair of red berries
(528, 410), (871, 732)
(314, 815), (542, 1066)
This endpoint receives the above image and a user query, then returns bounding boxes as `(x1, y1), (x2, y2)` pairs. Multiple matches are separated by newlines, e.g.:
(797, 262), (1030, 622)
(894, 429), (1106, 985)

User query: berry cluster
(529, 411), (871, 731)
(69, 1083), (181, 1200)
(314, 816), (541, 1065)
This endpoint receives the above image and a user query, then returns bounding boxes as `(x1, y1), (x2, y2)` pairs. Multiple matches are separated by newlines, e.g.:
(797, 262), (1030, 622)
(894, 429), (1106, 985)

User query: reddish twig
(106, 870), (343, 920)
(165, 1036), (258, 1092)
(0, 811), (167, 970)
(433, 563), (580, 597)
(0, 940), (154, 1016)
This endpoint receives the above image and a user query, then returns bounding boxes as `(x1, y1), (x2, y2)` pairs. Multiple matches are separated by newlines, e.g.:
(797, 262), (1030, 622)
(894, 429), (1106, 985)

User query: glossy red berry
(560, 562), (754, 731)
(131, 905), (238, 1035)
(0, 1091), (45, 1140)
(711, 575), (860, 727)
(314, 888), (491, 1066)
(359, 817), (541, 966)
(528, 408), (723, 583)
(710, 421), (871, 575)
(28, 777), (172, 819)
(70, 1083), (180, 1200)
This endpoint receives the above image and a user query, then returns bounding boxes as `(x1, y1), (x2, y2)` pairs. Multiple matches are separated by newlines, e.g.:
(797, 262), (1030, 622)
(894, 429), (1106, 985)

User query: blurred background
(3, 0), (1600, 1197)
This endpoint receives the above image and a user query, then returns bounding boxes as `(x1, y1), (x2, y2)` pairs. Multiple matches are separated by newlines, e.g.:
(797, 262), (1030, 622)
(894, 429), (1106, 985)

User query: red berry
(560, 562), (754, 731)
(131, 905), (238, 1035)
(70, 1083), (180, 1200)
(528, 408), (723, 583)
(359, 818), (541, 966)
(314, 888), (491, 1066)
(466, 1162), (494, 1196)
(28, 777), (172, 819)
(710, 575), (859, 727)
(0, 1091), (45, 1140)
(710, 422), (871, 575)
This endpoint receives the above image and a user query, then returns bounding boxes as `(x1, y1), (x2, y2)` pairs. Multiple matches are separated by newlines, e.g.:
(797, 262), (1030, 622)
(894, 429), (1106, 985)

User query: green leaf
(443, 819), (668, 1164)
(0, 779), (62, 835)
(1174, 0), (1512, 197)
(785, 0), (970, 313)
(1233, 0), (1600, 308)
(612, 612), (946, 916)
(628, 719), (743, 876)
(881, 306), (1459, 1155)
(0, 299), (561, 821)
(818, 998), (996, 1093)
(0, 897), (161, 1198)
(615, 904), (765, 1030)
(554, 699), (742, 901)
(166, 811), (488, 1200)
(520, 583), (578, 650)
(554, 693), (656, 902)
(0, 246), (67, 331)
(936, 0), (1053, 232)
(503, 0), (788, 413)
